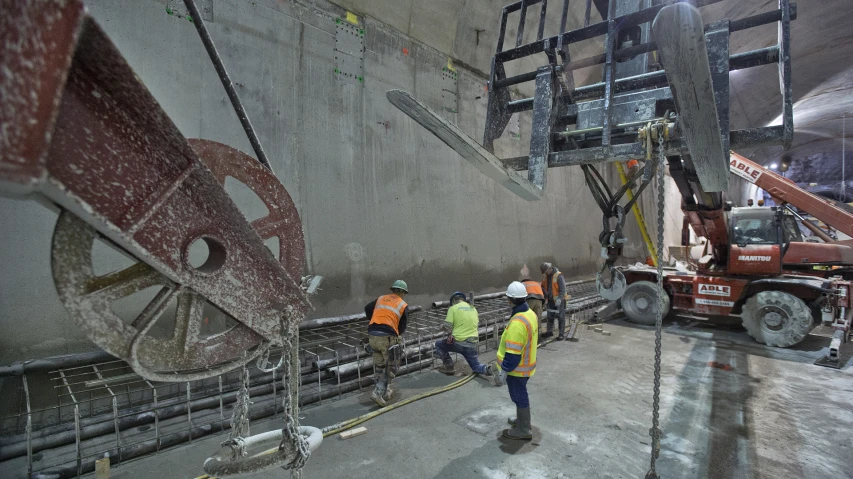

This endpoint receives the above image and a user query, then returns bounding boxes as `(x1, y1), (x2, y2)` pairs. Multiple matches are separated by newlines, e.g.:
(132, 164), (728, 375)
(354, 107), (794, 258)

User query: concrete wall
(0, 0), (673, 363)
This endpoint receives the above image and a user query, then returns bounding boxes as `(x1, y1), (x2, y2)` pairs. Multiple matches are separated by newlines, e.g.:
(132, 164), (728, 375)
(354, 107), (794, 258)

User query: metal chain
(279, 311), (311, 478)
(221, 352), (252, 459)
(256, 341), (284, 373)
(646, 128), (666, 479)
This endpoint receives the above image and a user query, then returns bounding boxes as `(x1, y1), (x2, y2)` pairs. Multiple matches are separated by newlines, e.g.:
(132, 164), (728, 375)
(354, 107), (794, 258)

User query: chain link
(218, 309), (311, 476)
(646, 129), (667, 478)
(278, 311), (312, 478)
(221, 352), (252, 459)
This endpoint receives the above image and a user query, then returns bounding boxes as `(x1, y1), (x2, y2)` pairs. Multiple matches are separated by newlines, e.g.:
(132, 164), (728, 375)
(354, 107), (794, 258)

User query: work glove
(555, 298), (562, 308)
(496, 368), (508, 387)
(444, 334), (455, 345)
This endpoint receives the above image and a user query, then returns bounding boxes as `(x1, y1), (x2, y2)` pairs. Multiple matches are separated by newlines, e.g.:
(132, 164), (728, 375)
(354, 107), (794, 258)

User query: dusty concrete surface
(91, 317), (853, 479)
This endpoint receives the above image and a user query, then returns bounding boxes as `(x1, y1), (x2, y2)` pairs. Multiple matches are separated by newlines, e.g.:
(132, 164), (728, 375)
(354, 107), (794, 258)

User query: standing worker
(521, 278), (545, 320)
(433, 292), (491, 376)
(540, 263), (568, 340)
(365, 280), (410, 407)
(490, 281), (538, 441)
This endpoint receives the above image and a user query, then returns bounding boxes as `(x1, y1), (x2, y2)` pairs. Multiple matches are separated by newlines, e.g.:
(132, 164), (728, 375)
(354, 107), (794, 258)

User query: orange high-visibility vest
(541, 269), (568, 301)
(369, 294), (407, 334)
(522, 280), (545, 301)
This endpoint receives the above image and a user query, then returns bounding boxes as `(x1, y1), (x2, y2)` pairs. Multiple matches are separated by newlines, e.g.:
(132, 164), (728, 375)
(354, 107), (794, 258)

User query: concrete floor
(97, 318), (853, 479)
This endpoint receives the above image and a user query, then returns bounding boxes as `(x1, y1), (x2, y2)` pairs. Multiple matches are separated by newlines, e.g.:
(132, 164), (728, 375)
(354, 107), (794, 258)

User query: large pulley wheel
(51, 140), (305, 381)
(621, 280), (671, 326)
(741, 291), (813, 348)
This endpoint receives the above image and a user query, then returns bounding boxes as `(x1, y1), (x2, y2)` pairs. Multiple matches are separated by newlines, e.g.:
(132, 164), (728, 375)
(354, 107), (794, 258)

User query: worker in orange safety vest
(540, 262), (569, 340)
(521, 278), (545, 320)
(365, 280), (410, 407)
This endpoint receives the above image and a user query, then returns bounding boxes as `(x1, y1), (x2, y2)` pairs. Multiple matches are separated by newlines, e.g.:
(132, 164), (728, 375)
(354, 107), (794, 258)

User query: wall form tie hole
(186, 237), (227, 274)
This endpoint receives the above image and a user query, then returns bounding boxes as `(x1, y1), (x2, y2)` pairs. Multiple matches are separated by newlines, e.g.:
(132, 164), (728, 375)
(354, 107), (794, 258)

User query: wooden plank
(340, 426), (368, 440)
(652, 3), (728, 192)
(95, 457), (110, 479)
(386, 90), (543, 201)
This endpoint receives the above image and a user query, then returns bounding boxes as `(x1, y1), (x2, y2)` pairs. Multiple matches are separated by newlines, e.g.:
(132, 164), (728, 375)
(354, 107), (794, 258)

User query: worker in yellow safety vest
(540, 262), (569, 340)
(488, 281), (538, 441)
(365, 280), (410, 407)
(433, 292), (492, 377)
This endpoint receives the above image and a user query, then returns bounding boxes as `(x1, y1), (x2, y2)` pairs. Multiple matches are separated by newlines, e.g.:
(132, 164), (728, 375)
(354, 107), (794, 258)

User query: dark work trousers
(546, 299), (566, 335)
(506, 375), (530, 408)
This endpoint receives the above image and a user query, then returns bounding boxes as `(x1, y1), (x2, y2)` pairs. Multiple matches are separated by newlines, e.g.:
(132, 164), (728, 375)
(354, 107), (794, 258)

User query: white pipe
(202, 425), (322, 476)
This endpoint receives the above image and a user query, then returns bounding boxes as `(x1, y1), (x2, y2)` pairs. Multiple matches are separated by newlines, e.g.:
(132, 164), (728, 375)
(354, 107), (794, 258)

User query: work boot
(383, 384), (394, 401)
(371, 369), (388, 407)
(476, 365), (492, 378)
(438, 361), (456, 375)
(541, 331), (553, 339)
(502, 407), (532, 441)
(557, 334), (566, 341)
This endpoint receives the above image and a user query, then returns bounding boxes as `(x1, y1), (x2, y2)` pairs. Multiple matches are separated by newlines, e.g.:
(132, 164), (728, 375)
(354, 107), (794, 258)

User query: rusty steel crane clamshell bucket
(386, 90), (543, 202)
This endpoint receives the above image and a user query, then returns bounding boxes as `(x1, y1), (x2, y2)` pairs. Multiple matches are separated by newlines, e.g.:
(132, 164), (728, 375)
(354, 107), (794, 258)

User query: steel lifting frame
(488, 0), (795, 182)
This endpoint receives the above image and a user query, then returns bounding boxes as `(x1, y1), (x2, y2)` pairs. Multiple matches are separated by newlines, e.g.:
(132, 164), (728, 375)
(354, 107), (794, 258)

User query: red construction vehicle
(619, 152), (853, 368)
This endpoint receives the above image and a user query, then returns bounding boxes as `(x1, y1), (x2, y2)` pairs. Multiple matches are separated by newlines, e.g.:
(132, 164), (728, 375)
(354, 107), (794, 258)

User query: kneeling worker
(365, 280), (410, 407)
(490, 281), (538, 441)
(434, 292), (490, 376)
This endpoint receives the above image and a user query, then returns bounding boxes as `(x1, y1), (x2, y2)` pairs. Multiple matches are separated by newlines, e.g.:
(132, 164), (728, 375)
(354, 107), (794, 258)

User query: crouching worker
(365, 280), (410, 407)
(521, 278), (545, 320)
(434, 292), (491, 376)
(490, 281), (538, 441)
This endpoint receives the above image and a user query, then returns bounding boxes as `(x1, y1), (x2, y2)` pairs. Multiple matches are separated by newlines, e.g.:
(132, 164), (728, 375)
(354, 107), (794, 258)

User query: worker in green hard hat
(364, 280), (410, 407)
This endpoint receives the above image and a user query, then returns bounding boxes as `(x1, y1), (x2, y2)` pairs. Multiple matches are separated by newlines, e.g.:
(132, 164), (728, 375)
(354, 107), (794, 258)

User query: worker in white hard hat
(540, 262), (569, 340)
(365, 280), (410, 407)
(488, 281), (538, 441)
(433, 292), (491, 376)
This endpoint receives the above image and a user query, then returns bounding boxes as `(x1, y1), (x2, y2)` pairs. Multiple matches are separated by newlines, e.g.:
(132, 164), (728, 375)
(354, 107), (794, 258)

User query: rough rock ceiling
(333, 0), (853, 196)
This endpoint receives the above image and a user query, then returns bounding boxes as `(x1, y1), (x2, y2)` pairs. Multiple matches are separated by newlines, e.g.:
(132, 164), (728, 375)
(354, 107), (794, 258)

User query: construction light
(770, 163), (778, 169)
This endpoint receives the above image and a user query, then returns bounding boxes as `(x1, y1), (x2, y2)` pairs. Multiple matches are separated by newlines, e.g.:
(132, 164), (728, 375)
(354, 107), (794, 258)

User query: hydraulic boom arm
(729, 152), (853, 240)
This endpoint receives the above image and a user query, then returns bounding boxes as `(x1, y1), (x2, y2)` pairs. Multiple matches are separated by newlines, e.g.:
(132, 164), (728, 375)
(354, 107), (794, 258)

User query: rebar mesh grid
(0, 280), (605, 478)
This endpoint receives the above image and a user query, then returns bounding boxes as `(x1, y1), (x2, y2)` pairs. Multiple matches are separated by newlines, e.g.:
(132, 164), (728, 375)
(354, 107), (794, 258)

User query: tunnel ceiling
(334, 0), (853, 195)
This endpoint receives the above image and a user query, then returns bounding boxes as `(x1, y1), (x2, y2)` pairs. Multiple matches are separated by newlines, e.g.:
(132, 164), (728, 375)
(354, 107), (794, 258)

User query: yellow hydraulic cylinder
(615, 162), (658, 267)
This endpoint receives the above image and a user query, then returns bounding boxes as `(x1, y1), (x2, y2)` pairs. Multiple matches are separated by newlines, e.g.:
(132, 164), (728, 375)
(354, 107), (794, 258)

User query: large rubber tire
(621, 281), (671, 326)
(741, 291), (813, 348)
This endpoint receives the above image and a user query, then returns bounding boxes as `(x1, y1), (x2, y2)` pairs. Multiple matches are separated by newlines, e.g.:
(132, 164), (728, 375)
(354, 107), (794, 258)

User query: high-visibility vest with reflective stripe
(541, 269), (568, 301)
(522, 280), (545, 301)
(497, 309), (538, 377)
(369, 294), (407, 334)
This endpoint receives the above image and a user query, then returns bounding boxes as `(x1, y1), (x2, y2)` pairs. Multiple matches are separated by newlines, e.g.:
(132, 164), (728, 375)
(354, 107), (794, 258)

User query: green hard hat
(391, 280), (409, 293)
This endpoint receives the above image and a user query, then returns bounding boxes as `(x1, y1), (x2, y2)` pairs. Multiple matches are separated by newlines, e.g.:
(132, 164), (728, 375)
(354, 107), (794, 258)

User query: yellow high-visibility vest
(497, 309), (538, 377)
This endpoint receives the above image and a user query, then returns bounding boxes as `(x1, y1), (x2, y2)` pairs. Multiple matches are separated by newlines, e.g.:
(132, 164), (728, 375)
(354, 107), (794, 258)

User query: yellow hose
(194, 373), (477, 479)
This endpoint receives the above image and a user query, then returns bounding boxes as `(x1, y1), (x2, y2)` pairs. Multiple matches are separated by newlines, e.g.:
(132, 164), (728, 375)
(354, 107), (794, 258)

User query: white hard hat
(506, 281), (527, 299)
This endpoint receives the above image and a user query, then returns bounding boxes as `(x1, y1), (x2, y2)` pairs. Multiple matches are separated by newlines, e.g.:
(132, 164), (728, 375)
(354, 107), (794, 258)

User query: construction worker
(433, 292), (490, 376)
(540, 262), (568, 340)
(521, 278), (545, 320)
(364, 280), (410, 407)
(489, 281), (538, 441)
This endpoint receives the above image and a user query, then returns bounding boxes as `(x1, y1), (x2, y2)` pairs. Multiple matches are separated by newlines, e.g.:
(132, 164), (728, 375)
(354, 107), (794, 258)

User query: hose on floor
(194, 372), (477, 479)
